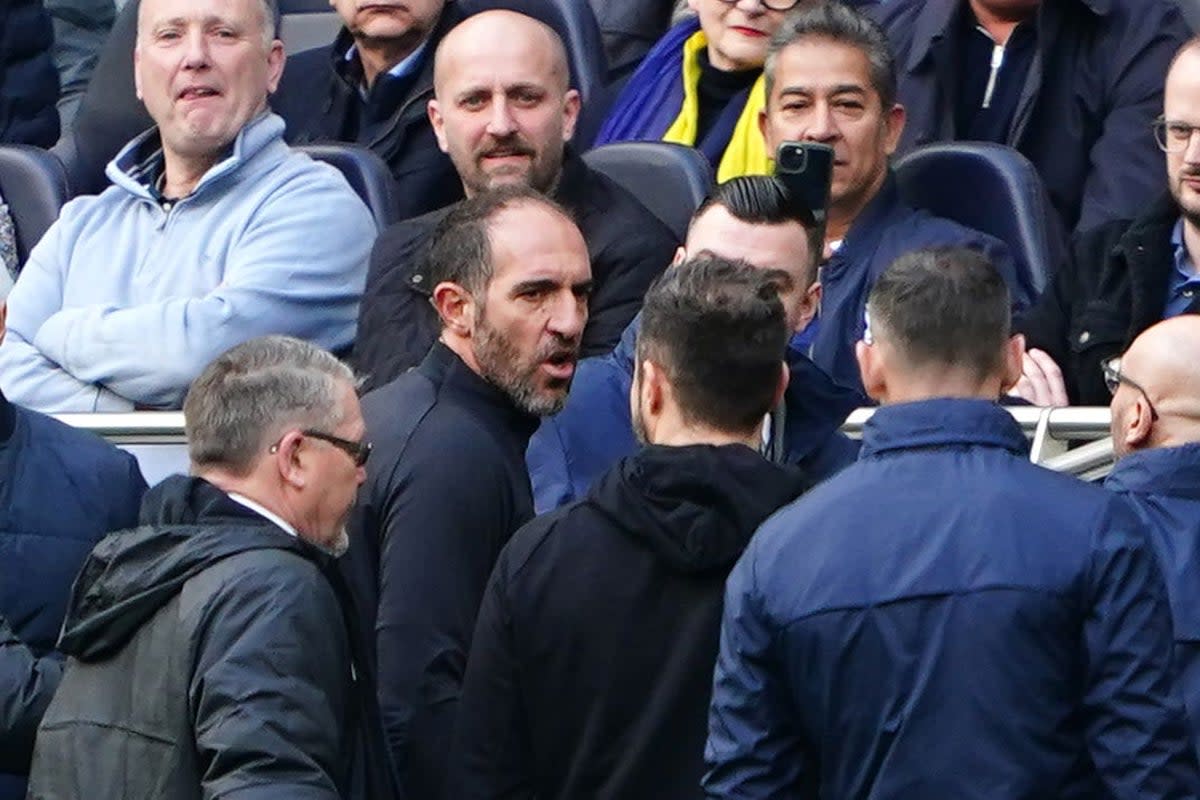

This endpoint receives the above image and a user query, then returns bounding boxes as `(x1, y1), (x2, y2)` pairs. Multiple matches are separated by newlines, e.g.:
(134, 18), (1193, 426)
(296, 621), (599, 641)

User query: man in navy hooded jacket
(526, 175), (863, 512)
(1105, 315), (1200, 756)
(705, 247), (1200, 799)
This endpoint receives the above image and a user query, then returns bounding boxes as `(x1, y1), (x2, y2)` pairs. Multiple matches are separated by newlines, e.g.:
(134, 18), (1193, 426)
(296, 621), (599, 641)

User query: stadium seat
(278, 0), (343, 55)
(894, 141), (1065, 300)
(582, 141), (713, 241)
(0, 145), (70, 265)
(296, 143), (402, 230)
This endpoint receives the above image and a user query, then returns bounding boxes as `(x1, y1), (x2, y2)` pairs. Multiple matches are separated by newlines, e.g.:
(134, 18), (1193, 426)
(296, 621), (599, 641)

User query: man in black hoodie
(455, 255), (811, 799)
(26, 336), (397, 800)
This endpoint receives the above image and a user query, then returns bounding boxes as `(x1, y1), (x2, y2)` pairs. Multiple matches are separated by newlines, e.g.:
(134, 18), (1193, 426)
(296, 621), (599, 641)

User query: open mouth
(178, 86), (220, 101)
(541, 351), (577, 381)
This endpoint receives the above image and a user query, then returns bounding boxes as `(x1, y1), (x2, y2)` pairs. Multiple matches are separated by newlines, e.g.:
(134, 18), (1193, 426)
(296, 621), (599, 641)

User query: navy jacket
(526, 314), (864, 513)
(813, 175), (1025, 392)
(875, 0), (1190, 235)
(458, 444), (811, 799)
(1107, 444), (1200, 761)
(705, 399), (1200, 799)
(0, 0), (59, 147)
(0, 390), (145, 798)
(344, 342), (540, 800)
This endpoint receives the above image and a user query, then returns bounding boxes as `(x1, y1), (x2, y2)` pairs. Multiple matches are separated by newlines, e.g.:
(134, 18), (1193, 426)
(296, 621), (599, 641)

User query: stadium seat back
(0, 145), (70, 266)
(582, 141), (713, 241)
(296, 143), (402, 230)
(894, 141), (1064, 300)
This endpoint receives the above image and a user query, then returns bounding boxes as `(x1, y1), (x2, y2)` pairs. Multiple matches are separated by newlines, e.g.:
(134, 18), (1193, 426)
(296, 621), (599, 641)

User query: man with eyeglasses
(26, 335), (398, 800)
(1014, 38), (1200, 407)
(1104, 315), (1200, 757)
(875, 0), (1189, 236)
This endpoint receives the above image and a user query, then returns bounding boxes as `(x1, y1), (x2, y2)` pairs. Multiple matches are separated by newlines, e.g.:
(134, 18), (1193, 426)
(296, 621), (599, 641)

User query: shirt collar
(226, 492), (299, 538)
(1171, 218), (1194, 280)
(345, 37), (430, 97)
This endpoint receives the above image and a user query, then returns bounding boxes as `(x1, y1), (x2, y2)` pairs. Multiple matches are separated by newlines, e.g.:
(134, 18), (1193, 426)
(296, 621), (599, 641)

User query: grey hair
(184, 336), (355, 475)
(764, 1), (897, 110)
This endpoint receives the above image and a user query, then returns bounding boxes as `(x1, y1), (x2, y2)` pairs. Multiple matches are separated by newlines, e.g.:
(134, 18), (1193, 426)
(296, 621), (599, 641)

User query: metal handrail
(56, 406), (1118, 475)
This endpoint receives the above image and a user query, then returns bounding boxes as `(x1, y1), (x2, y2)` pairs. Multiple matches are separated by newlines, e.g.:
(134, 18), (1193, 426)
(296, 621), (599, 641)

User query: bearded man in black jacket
(26, 336), (397, 800)
(455, 255), (811, 800)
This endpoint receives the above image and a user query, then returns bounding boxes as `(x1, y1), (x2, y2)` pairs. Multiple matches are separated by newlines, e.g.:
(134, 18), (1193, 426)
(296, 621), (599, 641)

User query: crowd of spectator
(3, 0), (1200, 797)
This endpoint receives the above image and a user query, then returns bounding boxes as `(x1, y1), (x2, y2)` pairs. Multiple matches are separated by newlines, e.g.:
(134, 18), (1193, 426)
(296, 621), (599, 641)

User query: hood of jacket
(588, 443), (810, 574)
(57, 475), (321, 662)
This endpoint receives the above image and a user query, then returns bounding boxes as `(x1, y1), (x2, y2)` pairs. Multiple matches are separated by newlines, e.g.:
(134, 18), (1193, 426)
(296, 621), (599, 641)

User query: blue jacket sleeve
(0, 615), (63, 774)
(1083, 497), (1200, 798)
(704, 542), (809, 799)
(526, 417), (576, 515)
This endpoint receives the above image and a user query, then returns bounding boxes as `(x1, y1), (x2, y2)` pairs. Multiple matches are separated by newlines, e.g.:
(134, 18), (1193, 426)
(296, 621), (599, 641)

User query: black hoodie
(28, 476), (398, 800)
(456, 444), (811, 799)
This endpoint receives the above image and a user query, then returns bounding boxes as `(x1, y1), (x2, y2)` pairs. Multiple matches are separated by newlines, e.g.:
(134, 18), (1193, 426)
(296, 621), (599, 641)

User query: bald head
(1111, 316), (1200, 457)
(434, 10), (571, 96)
(427, 8), (580, 196)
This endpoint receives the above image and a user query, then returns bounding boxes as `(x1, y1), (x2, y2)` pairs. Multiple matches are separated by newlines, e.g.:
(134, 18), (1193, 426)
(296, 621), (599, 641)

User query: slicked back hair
(867, 247), (1011, 381)
(184, 336), (355, 475)
(637, 254), (789, 434)
(692, 175), (822, 285)
(425, 184), (575, 306)
(764, 1), (897, 111)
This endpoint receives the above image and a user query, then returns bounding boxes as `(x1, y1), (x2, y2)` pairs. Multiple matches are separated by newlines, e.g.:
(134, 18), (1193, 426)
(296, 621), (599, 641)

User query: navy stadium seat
(296, 143), (401, 230)
(582, 141), (713, 241)
(894, 141), (1065, 300)
(0, 145), (69, 266)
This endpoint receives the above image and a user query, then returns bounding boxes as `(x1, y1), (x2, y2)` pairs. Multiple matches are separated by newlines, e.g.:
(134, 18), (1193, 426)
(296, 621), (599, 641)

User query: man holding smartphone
(759, 1), (1026, 393)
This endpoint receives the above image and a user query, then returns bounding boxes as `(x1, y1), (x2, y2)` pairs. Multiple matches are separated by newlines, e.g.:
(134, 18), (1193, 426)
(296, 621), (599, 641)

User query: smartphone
(774, 141), (834, 225)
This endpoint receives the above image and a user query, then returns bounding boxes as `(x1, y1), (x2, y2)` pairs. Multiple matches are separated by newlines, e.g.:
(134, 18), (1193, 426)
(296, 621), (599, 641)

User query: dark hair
(867, 247), (1011, 379)
(637, 255), (788, 433)
(424, 185), (574, 299)
(765, 1), (897, 110)
(693, 175), (822, 284)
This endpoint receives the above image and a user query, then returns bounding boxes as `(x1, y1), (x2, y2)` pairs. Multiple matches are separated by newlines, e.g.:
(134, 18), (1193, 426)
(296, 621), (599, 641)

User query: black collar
(418, 341), (541, 443)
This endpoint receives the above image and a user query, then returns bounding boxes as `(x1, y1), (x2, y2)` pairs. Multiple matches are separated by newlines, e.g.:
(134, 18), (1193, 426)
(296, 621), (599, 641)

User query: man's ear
(561, 89), (582, 143)
(883, 103), (907, 156)
(265, 41), (285, 94)
(771, 361), (790, 408)
(428, 98), (449, 154)
(432, 281), (475, 338)
(671, 246), (687, 267)
(273, 429), (309, 490)
(1000, 334), (1025, 394)
(1122, 397), (1156, 452)
(856, 339), (887, 403)
(796, 281), (821, 333)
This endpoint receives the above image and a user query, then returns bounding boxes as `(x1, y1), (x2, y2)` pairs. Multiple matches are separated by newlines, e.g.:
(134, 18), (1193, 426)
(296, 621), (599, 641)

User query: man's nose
(547, 291), (587, 341)
(803, 104), (839, 142)
(486, 98), (516, 137)
(181, 29), (211, 69)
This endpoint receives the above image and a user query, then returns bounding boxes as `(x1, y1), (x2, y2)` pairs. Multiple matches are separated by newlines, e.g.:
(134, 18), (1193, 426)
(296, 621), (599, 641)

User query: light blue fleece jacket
(0, 113), (375, 412)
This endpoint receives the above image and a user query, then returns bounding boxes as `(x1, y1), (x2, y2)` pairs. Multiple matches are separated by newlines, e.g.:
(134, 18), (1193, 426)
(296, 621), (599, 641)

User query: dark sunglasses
(1102, 359), (1159, 421)
(269, 429), (372, 467)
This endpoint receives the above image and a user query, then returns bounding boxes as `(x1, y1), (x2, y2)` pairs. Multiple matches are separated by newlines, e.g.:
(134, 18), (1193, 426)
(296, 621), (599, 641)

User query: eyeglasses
(271, 429), (372, 467)
(1153, 117), (1200, 153)
(1102, 358), (1159, 421)
(715, 0), (801, 12)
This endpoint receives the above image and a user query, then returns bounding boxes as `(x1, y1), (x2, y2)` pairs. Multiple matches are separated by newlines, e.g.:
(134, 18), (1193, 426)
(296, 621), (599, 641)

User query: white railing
(54, 406), (1117, 483)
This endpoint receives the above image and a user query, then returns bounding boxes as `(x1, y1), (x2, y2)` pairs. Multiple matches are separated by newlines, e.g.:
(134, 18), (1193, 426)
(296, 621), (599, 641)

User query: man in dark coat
(527, 175), (862, 513)
(0, 303), (145, 800)
(874, 0), (1190, 236)
(760, 2), (1026, 394)
(26, 336), (397, 800)
(271, 0), (466, 222)
(345, 187), (591, 799)
(1105, 315), (1200, 758)
(457, 256), (810, 799)
(352, 8), (677, 391)
(704, 247), (1200, 798)
(0, 0), (59, 146)
(1014, 38), (1200, 407)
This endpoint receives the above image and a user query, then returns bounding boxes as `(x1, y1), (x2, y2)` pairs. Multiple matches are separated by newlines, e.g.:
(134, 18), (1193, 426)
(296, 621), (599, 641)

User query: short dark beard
(473, 308), (572, 417)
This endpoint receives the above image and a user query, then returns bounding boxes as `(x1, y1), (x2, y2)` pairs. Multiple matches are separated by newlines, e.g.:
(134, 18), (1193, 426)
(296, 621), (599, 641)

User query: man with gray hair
(0, 0), (376, 413)
(26, 336), (398, 800)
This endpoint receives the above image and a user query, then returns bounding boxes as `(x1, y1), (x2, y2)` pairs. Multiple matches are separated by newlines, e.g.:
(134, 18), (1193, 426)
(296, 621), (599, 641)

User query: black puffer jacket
(0, 0), (59, 146)
(27, 476), (398, 800)
(456, 444), (811, 799)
